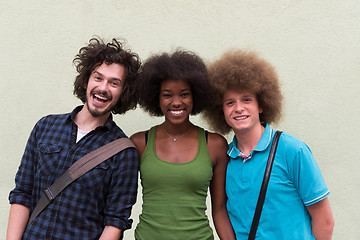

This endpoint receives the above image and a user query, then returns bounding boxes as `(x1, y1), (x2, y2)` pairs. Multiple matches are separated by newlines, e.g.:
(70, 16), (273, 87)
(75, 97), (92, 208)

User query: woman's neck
(161, 119), (194, 135)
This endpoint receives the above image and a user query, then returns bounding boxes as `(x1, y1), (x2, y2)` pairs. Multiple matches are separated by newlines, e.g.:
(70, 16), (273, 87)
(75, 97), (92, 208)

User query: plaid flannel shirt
(9, 106), (139, 239)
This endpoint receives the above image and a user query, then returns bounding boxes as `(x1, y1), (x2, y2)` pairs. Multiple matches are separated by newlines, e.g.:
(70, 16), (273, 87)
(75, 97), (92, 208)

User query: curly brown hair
(203, 49), (283, 134)
(73, 37), (141, 114)
(136, 50), (209, 116)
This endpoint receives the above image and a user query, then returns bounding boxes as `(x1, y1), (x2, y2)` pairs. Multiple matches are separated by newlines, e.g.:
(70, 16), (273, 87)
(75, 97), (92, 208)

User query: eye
(110, 80), (120, 87)
(243, 97), (253, 103)
(162, 94), (172, 99)
(94, 76), (102, 81)
(224, 100), (234, 106)
(181, 92), (191, 97)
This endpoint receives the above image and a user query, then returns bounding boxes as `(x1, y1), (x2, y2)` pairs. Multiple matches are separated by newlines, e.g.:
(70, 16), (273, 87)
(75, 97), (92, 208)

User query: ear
(259, 107), (263, 114)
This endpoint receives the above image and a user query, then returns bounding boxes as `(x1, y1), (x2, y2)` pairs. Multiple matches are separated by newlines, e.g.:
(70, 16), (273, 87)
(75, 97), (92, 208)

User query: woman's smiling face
(159, 79), (193, 124)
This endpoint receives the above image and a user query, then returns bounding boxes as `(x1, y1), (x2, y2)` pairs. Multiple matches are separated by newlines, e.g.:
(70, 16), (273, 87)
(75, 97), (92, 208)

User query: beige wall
(1, 1), (359, 239)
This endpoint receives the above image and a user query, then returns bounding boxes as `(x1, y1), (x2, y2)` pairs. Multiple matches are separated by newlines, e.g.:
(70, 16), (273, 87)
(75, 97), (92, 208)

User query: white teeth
(234, 116), (247, 120)
(171, 110), (184, 115)
(94, 94), (108, 101)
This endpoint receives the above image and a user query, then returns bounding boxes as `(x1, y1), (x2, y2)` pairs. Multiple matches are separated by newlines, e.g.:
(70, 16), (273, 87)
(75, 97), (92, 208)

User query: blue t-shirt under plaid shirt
(9, 106), (139, 239)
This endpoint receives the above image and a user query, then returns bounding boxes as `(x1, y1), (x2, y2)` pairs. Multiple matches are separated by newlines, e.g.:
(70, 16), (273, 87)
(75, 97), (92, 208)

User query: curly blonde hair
(203, 49), (283, 134)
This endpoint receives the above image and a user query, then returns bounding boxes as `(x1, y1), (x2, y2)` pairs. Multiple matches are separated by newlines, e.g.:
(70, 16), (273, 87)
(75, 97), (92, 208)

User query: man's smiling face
(84, 62), (125, 118)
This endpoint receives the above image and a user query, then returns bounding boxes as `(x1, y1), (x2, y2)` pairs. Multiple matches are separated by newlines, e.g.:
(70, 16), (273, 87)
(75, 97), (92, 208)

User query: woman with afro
(131, 50), (236, 240)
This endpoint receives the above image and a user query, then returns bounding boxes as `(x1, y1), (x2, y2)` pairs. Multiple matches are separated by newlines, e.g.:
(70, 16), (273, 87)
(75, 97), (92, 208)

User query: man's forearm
(306, 198), (334, 240)
(7, 204), (30, 240)
(99, 225), (122, 240)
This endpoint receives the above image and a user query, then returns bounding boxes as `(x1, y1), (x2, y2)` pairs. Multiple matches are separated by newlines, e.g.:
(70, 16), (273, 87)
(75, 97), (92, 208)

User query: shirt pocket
(37, 143), (62, 176)
(76, 161), (110, 192)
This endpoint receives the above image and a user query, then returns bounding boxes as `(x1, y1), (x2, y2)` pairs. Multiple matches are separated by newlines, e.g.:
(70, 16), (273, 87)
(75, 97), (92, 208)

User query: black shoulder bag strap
(27, 137), (135, 226)
(248, 130), (282, 240)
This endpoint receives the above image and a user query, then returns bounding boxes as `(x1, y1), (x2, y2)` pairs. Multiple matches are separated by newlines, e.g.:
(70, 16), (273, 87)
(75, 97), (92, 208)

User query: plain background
(1, 1), (359, 239)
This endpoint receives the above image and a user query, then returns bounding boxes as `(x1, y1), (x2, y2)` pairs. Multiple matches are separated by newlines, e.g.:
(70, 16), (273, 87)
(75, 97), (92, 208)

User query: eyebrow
(224, 94), (255, 100)
(160, 88), (190, 92)
(242, 95), (255, 98)
(93, 71), (122, 82)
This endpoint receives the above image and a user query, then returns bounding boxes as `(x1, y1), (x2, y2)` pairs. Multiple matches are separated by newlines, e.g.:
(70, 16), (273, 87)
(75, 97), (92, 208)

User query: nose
(172, 95), (181, 107)
(98, 80), (109, 92)
(234, 102), (244, 112)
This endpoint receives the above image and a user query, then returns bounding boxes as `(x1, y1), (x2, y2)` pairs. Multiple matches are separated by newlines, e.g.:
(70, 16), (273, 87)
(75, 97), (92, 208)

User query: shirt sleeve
(103, 147), (139, 230)
(9, 120), (40, 207)
(289, 140), (330, 206)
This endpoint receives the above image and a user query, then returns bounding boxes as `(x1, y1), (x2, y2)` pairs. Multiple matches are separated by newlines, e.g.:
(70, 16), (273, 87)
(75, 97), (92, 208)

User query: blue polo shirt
(226, 124), (330, 239)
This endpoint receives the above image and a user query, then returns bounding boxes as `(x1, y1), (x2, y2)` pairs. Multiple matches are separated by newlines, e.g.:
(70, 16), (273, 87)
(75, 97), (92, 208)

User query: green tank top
(135, 126), (214, 240)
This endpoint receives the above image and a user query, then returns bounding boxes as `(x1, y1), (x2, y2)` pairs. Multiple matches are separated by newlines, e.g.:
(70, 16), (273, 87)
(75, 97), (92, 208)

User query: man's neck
(234, 124), (265, 156)
(74, 106), (110, 132)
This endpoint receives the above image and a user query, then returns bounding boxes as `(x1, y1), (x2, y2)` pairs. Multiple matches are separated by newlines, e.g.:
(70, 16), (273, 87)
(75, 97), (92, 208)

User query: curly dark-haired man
(7, 37), (141, 240)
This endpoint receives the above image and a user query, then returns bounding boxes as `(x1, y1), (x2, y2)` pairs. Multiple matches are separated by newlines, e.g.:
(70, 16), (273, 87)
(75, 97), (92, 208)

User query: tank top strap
(197, 127), (206, 151)
(144, 126), (157, 155)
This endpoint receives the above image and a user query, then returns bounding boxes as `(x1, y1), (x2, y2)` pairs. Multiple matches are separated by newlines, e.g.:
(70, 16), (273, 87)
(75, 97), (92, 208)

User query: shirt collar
(253, 124), (273, 152)
(65, 105), (113, 131)
(227, 124), (274, 160)
(228, 136), (241, 159)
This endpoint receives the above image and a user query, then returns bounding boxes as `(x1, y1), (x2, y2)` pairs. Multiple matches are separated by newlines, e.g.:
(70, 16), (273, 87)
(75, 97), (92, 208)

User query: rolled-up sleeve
(9, 122), (39, 207)
(103, 147), (139, 230)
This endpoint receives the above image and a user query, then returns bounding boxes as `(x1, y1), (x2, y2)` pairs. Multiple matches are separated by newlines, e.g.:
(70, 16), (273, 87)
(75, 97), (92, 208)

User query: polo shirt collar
(228, 137), (240, 159)
(227, 124), (274, 159)
(254, 124), (273, 152)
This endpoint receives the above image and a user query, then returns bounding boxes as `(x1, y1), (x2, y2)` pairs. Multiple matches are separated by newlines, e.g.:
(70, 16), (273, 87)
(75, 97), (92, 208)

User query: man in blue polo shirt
(204, 49), (334, 239)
